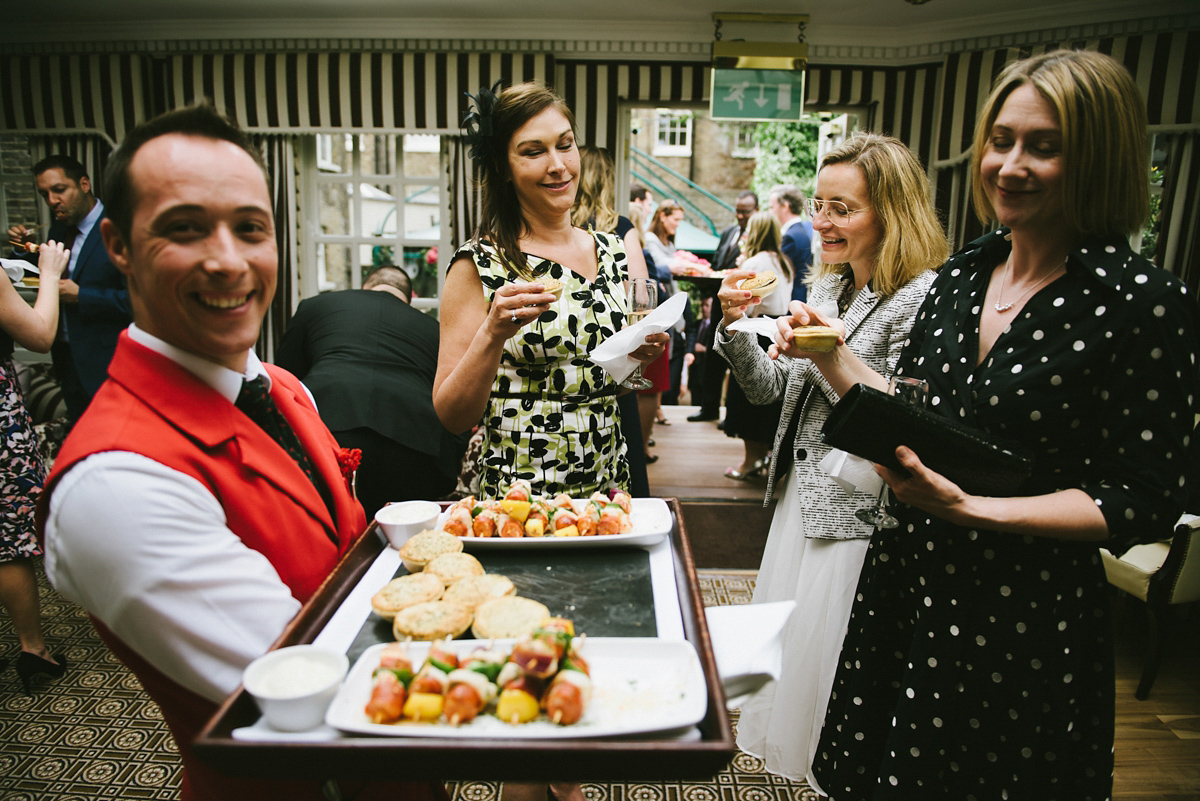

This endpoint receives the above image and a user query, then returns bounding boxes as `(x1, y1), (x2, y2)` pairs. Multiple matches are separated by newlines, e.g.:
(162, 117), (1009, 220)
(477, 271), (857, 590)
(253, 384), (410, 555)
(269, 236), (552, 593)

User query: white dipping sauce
(377, 502), (437, 524)
(253, 654), (341, 697)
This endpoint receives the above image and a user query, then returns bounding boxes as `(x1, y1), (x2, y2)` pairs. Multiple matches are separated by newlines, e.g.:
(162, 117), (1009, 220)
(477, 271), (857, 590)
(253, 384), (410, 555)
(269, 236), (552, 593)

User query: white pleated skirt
(734, 468), (871, 794)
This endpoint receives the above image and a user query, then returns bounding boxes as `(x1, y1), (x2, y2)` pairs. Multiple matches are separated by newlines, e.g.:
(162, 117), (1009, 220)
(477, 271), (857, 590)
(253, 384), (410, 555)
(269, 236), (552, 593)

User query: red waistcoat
(37, 333), (371, 801)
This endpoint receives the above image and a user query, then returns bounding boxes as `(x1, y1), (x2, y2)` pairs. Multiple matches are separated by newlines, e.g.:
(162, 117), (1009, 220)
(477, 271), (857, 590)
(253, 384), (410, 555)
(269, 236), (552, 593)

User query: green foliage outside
(750, 119), (820, 200)
(369, 244), (440, 298)
(1141, 165), (1163, 262)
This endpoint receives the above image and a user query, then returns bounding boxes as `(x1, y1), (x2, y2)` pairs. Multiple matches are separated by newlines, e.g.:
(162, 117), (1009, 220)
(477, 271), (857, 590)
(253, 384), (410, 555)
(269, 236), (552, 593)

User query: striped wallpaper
(2, 30), (1195, 262)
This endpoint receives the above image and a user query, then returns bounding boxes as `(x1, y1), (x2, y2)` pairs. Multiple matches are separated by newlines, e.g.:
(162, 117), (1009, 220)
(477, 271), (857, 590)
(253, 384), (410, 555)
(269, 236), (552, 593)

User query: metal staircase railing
(629, 146), (734, 236)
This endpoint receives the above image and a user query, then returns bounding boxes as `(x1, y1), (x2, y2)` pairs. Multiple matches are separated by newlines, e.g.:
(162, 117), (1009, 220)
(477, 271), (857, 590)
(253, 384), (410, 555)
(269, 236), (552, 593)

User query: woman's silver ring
(511, 311), (519, 324)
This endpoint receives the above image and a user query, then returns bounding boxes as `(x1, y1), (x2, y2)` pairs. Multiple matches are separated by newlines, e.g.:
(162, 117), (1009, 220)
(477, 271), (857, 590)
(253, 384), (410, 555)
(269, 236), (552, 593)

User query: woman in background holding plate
(714, 133), (946, 792)
(435, 83), (665, 500)
(810, 51), (1200, 799)
(719, 209), (793, 480)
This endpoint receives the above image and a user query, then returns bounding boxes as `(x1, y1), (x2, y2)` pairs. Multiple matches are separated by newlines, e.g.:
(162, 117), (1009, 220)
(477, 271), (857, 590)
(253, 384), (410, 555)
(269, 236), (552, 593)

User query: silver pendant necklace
(993, 254), (1066, 313)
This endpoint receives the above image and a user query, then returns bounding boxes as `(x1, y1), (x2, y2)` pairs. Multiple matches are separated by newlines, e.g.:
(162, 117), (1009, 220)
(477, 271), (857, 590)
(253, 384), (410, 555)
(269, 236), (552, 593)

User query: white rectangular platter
(442, 497), (671, 550)
(325, 637), (706, 739)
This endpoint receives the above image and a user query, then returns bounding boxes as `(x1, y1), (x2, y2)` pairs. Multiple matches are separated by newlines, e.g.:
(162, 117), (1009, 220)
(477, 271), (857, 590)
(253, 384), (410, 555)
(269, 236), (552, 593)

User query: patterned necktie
(235, 376), (337, 529)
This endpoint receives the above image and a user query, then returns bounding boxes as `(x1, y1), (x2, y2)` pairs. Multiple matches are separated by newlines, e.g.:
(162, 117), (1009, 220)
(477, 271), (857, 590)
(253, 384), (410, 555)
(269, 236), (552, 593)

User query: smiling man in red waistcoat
(36, 103), (448, 801)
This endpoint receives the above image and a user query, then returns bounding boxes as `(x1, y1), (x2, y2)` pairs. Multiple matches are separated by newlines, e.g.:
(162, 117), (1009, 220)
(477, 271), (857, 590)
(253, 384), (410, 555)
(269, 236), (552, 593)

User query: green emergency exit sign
(710, 68), (805, 122)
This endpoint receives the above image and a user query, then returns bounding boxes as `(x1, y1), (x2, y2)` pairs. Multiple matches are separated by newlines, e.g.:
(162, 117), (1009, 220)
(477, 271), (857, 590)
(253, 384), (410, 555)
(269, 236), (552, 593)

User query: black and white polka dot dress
(452, 231), (631, 498)
(812, 228), (1200, 801)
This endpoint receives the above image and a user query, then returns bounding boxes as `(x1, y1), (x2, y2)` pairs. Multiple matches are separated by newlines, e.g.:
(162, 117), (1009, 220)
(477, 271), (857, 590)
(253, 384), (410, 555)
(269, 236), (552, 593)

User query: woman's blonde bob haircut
(970, 49), (1149, 237)
(571, 145), (618, 234)
(811, 132), (948, 297)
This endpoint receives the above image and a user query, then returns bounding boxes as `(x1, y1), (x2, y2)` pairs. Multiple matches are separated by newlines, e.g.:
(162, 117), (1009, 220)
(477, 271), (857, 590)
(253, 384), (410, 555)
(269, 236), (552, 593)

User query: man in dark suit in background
(768, 184), (814, 303)
(8, 155), (132, 422)
(275, 266), (470, 519)
(687, 190), (757, 423)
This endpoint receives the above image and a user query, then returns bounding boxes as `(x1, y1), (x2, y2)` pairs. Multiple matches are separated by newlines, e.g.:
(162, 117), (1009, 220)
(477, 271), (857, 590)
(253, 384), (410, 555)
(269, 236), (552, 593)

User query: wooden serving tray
(193, 498), (734, 782)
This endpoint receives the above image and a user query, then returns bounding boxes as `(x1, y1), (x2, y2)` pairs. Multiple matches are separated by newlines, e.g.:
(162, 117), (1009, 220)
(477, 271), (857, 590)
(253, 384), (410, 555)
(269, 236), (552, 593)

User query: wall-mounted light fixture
(711, 12), (809, 70)
(710, 13), (809, 122)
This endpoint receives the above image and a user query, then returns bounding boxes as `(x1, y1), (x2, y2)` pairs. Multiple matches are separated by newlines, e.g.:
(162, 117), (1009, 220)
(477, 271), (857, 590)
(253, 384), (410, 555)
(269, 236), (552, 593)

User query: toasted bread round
(425, 552), (485, 586)
(391, 600), (474, 641)
(371, 572), (445, 620)
(397, 529), (464, 573)
(471, 596), (551, 640)
(790, 325), (840, 352)
(739, 270), (778, 298)
(540, 276), (565, 300)
(442, 573), (517, 610)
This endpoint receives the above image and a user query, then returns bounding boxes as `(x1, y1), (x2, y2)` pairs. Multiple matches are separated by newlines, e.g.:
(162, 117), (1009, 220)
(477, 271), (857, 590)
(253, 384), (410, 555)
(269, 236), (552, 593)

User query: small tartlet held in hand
(539, 276), (564, 300)
(790, 325), (840, 352)
(738, 270), (778, 299)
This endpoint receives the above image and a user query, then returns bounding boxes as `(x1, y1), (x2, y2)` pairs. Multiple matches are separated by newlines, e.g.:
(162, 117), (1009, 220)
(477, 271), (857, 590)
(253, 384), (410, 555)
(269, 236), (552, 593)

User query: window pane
(404, 143), (440, 178)
(320, 243), (355, 291)
(360, 183), (396, 239)
(403, 185), (440, 240)
(319, 183), (351, 235)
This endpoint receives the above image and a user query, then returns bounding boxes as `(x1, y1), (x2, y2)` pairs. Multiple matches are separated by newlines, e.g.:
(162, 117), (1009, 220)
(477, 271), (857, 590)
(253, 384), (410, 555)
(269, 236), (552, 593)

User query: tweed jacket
(714, 268), (936, 539)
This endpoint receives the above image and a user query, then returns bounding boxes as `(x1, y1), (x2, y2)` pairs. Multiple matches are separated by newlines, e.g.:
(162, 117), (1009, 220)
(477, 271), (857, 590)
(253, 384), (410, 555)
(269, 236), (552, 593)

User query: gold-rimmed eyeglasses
(805, 198), (865, 226)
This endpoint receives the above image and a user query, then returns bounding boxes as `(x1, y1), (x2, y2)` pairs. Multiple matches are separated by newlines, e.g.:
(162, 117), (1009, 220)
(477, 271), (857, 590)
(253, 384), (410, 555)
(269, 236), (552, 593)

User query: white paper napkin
(704, 600), (796, 710)
(1, 258), (32, 282)
(589, 291), (688, 383)
(819, 448), (883, 497)
(727, 316), (781, 339)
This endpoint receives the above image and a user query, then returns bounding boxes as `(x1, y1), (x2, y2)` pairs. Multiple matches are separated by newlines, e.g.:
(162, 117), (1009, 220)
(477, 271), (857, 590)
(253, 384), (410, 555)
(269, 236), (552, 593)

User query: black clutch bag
(821, 383), (1035, 496)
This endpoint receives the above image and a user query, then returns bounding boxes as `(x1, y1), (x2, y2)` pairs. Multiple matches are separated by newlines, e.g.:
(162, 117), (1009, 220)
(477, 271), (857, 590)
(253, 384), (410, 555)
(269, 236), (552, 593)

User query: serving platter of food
(325, 630), (707, 739)
(435, 483), (671, 549)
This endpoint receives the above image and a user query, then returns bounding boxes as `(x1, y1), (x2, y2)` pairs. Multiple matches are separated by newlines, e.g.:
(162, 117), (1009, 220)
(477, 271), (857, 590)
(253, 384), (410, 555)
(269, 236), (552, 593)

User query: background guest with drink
(435, 82), (665, 499)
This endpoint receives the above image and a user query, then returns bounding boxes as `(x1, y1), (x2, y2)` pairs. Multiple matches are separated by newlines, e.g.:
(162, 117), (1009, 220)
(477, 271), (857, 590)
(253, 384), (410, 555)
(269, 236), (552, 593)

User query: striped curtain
(1, 54), (150, 145)
(253, 134), (298, 361)
(449, 136), (480, 251)
(162, 51), (553, 133)
(805, 63), (942, 171)
(1156, 132), (1200, 291)
(555, 60), (711, 149)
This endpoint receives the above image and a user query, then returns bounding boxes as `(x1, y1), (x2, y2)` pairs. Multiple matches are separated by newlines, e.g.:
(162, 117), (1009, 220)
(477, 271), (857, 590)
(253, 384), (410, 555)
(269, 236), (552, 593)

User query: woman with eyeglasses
(808, 51), (1200, 799)
(713, 132), (947, 792)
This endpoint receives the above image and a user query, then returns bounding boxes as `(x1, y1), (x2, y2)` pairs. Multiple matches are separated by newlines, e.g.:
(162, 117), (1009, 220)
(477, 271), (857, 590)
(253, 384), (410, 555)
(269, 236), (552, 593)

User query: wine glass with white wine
(621, 278), (657, 391)
(855, 375), (930, 529)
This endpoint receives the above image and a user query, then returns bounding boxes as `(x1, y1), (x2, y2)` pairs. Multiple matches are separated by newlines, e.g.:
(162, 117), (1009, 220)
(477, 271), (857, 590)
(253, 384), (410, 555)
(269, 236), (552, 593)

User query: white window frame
(297, 133), (449, 310)
(730, 123), (759, 159)
(653, 109), (693, 157)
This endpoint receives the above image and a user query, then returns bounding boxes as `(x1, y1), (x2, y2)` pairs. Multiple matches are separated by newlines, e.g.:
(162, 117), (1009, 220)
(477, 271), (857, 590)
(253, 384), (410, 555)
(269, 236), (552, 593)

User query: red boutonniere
(336, 447), (363, 491)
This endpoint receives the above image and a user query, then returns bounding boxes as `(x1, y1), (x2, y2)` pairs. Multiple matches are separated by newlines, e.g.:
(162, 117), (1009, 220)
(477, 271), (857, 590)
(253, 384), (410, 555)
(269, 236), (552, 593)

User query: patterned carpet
(0, 564), (817, 801)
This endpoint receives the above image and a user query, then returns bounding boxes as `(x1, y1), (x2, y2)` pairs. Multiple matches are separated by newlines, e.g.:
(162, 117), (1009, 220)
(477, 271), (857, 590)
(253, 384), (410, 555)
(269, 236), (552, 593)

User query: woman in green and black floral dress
(434, 82), (665, 499)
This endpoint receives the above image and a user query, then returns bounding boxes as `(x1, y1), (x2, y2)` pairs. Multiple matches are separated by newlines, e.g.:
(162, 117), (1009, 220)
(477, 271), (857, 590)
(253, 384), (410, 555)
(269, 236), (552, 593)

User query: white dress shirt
(43, 326), (303, 704)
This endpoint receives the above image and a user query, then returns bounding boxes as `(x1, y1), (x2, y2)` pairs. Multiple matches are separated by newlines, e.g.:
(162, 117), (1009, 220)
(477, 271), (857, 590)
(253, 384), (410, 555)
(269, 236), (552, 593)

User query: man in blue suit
(8, 155), (132, 421)
(768, 184), (814, 304)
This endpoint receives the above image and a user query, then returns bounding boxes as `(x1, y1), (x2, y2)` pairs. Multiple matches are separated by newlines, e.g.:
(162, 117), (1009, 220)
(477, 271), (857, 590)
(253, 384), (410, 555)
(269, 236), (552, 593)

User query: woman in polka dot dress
(435, 82), (666, 500)
(802, 51), (1200, 799)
